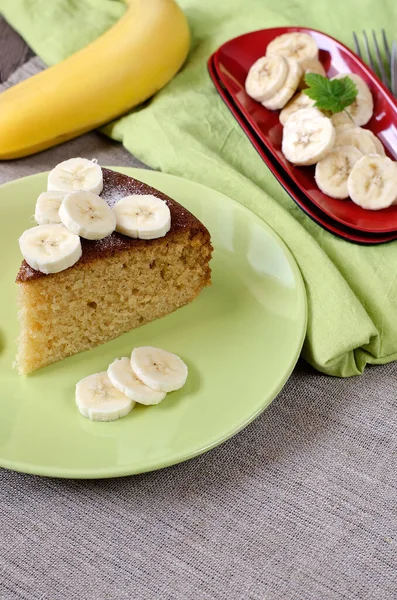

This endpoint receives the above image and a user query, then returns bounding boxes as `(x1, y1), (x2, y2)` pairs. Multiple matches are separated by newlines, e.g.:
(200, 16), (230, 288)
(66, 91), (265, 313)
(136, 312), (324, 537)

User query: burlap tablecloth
(0, 51), (396, 600)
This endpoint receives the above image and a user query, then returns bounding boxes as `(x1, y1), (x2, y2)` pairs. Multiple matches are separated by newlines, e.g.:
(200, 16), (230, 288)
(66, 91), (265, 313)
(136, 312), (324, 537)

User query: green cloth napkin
(2, 0), (397, 377)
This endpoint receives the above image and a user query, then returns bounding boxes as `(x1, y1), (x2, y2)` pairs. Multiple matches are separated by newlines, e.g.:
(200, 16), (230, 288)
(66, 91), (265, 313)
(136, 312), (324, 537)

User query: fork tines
(353, 29), (397, 96)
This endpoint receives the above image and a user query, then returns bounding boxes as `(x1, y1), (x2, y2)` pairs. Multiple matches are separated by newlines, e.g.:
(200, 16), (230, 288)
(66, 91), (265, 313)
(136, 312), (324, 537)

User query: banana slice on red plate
(315, 146), (363, 199)
(266, 32), (319, 63)
(262, 58), (302, 110)
(347, 155), (397, 210)
(245, 55), (289, 102)
(279, 91), (316, 125)
(282, 107), (335, 165)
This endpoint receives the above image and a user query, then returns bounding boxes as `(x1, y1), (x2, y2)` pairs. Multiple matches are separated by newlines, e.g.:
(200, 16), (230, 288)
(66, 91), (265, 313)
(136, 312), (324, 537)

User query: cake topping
(18, 224), (82, 274)
(17, 167), (204, 282)
(113, 194), (171, 240)
(59, 190), (116, 241)
(47, 157), (103, 195)
(19, 161), (177, 274)
(34, 190), (65, 225)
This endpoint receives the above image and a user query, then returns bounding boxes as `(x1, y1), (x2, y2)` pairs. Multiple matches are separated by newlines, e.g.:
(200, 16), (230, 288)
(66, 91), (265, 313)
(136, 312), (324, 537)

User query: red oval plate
(215, 27), (397, 233)
(208, 53), (397, 245)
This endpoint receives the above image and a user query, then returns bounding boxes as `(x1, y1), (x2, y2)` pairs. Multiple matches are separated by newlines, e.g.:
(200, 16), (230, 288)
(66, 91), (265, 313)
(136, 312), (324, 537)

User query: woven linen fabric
(1, 359), (396, 600)
(2, 0), (397, 376)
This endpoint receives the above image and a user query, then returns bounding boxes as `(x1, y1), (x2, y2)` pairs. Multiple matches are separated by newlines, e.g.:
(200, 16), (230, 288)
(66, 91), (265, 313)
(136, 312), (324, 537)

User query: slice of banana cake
(16, 164), (212, 375)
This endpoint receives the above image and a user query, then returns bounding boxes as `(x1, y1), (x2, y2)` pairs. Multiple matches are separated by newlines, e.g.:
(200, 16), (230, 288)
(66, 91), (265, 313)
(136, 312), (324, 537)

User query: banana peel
(0, 0), (190, 159)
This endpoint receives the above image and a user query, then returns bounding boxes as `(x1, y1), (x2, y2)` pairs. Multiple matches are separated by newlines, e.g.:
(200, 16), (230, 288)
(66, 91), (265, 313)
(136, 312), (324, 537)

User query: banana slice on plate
(315, 145), (363, 199)
(331, 111), (353, 129)
(262, 58), (302, 110)
(34, 191), (65, 224)
(279, 91), (316, 125)
(333, 123), (355, 135)
(76, 372), (135, 422)
(347, 155), (397, 210)
(370, 133), (386, 156)
(48, 157), (103, 195)
(282, 107), (335, 166)
(298, 58), (327, 89)
(245, 55), (289, 102)
(131, 347), (188, 393)
(108, 357), (166, 405)
(19, 224), (82, 274)
(266, 32), (318, 63)
(331, 73), (373, 126)
(59, 190), (116, 240)
(113, 194), (171, 240)
(334, 127), (377, 155)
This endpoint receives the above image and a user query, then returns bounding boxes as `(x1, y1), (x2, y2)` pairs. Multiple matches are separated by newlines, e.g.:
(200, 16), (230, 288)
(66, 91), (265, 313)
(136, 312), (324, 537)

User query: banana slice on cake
(76, 372), (135, 421)
(59, 190), (116, 240)
(113, 194), (171, 240)
(131, 347), (188, 393)
(298, 58), (327, 89)
(331, 74), (373, 126)
(315, 145), (363, 199)
(48, 157), (103, 195)
(279, 91), (316, 125)
(245, 55), (289, 101)
(34, 190), (65, 224)
(282, 108), (335, 166)
(19, 224), (82, 274)
(262, 58), (302, 110)
(108, 357), (166, 405)
(334, 127), (377, 155)
(347, 155), (397, 210)
(266, 32), (318, 63)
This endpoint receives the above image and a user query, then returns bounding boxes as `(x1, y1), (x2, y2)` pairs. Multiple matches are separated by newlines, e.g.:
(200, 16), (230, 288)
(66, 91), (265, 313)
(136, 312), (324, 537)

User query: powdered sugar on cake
(16, 168), (199, 282)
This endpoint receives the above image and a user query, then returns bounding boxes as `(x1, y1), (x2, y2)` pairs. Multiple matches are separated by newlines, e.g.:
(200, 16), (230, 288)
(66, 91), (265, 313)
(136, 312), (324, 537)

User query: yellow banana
(0, 0), (190, 159)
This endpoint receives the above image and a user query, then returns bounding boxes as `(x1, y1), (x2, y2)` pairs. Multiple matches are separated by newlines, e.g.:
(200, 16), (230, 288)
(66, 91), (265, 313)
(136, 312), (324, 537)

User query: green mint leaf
(302, 73), (358, 114)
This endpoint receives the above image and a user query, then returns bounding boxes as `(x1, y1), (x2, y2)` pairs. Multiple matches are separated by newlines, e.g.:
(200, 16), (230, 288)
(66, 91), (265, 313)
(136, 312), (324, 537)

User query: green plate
(0, 168), (306, 478)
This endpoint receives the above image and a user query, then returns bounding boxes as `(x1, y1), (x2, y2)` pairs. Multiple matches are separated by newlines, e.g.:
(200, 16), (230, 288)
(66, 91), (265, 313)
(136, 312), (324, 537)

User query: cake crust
(17, 168), (209, 283)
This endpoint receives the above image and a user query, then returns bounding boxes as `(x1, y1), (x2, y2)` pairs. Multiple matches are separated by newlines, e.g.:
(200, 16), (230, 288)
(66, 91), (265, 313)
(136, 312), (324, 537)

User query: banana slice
(298, 58), (327, 89)
(47, 158), (103, 195)
(315, 146), (363, 199)
(331, 74), (373, 126)
(76, 371), (135, 422)
(59, 190), (116, 240)
(331, 111), (353, 129)
(282, 108), (335, 166)
(370, 133), (386, 156)
(34, 191), (65, 225)
(266, 32), (318, 63)
(131, 347), (188, 393)
(334, 127), (377, 155)
(19, 224), (82, 274)
(347, 155), (397, 210)
(262, 58), (302, 110)
(108, 357), (166, 405)
(333, 123), (356, 135)
(113, 194), (171, 240)
(279, 91), (316, 125)
(245, 55), (289, 102)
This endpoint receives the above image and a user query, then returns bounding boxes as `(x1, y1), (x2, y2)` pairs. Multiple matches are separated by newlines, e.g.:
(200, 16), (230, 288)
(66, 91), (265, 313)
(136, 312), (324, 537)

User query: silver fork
(353, 29), (397, 97)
